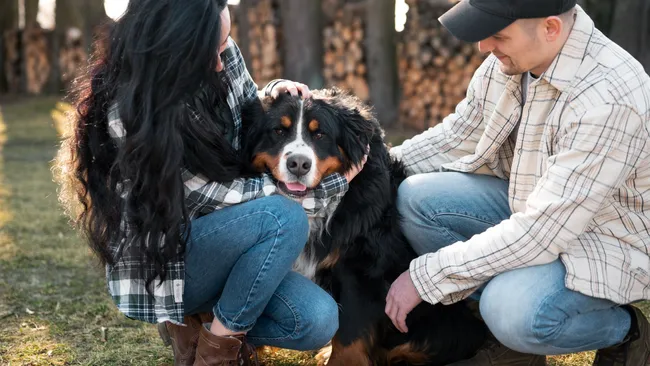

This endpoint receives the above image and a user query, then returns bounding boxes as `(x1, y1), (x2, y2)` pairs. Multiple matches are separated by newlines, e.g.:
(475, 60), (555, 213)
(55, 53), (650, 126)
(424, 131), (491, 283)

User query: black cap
(439, 0), (577, 43)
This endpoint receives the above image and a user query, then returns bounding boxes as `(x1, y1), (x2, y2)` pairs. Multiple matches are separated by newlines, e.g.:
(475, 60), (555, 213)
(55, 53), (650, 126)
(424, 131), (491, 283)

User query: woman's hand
(269, 80), (311, 99)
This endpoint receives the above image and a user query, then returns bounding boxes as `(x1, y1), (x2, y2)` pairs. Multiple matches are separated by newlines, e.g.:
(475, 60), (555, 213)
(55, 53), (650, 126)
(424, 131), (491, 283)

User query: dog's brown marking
(324, 337), (372, 366)
(252, 152), (280, 173)
(318, 248), (340, 270)
(281, 116), (292, 128)
(309, 119), (320, 132)
(386, 342), (430, 365)
(310, 156), (343, 188)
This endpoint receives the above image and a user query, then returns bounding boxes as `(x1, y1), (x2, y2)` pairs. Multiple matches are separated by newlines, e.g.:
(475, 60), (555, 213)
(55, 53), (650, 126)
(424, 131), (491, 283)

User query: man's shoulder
(572, 29), (650, 116)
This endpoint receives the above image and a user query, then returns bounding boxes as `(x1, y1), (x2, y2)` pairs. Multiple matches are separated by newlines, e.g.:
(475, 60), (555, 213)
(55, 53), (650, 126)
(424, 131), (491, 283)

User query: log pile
(59, 28), (87, 91)
(322, 0), (369, 101)
(246, 0), (282, 87)
(23, 27), (51, 94)
(397, 0), (486, 130)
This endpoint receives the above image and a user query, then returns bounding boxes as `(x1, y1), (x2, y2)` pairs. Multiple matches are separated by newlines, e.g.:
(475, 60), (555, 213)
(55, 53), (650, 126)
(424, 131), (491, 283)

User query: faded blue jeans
(397, 172), (631, 355)
(182, 195), (338, 351)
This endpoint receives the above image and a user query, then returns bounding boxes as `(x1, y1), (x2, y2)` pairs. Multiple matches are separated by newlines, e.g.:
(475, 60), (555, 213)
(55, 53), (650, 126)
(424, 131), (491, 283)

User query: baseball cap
(439, 0), (577, 43)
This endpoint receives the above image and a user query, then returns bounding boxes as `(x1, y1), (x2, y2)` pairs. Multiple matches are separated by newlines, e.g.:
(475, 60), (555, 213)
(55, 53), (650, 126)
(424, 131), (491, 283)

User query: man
(386, 0), (650, 365)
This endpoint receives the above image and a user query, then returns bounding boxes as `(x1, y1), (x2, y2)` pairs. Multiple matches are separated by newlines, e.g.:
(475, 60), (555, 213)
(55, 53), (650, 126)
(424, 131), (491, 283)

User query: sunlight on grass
(0, 318), (74, 366)
(549, 352), (595, 365)
(0, 106), (16, 260)
(51, 101), (75, 139)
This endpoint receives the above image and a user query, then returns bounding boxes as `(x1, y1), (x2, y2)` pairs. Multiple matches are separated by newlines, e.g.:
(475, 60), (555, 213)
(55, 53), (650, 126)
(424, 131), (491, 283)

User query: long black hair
(54, 0), (242, 291)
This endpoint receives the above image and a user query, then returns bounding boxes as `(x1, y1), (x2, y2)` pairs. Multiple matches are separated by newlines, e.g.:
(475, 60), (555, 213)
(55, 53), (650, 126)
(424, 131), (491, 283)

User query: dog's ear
(313, 88), (378, 169)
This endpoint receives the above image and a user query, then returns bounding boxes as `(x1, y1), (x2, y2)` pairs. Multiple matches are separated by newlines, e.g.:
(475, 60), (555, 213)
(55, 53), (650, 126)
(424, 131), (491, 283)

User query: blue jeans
(397, 172), (631, 355)
(182, 195), (338, 351)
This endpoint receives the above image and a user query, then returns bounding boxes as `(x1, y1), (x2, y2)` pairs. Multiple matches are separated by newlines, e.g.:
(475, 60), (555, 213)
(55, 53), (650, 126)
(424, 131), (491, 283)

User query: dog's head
(241, 87), (379, 198)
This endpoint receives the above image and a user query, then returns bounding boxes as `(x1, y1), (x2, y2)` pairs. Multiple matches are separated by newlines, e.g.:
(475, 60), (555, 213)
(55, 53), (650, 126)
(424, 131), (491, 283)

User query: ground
(0, 96), (644, 365)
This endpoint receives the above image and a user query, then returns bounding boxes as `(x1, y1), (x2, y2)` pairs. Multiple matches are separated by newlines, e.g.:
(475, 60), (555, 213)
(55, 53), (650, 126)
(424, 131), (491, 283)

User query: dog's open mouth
(278, 181), (311, 197)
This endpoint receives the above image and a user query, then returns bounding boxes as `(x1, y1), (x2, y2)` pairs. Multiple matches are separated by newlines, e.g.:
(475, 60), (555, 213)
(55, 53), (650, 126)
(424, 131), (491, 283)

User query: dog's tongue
(285, 182), (307, 192)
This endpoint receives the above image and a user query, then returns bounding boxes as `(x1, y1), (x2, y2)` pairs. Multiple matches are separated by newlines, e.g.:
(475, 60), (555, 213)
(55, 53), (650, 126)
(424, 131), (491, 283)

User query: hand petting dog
(386, 269), (423, 333)
(269, 80), (312, 99)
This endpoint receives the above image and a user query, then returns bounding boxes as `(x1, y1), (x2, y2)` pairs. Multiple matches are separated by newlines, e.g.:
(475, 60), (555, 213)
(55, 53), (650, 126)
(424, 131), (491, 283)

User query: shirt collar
(539, 5), (594, 92)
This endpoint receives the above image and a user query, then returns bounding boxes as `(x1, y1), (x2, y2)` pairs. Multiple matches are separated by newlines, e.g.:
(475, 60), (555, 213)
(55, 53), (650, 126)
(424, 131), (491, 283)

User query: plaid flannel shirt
(391, 6), (650, 306)
(105, 38), (348, 325)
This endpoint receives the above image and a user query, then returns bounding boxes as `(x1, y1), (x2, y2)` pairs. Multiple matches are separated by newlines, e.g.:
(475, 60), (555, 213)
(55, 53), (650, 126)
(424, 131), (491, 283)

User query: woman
(55, 0), (365, 365)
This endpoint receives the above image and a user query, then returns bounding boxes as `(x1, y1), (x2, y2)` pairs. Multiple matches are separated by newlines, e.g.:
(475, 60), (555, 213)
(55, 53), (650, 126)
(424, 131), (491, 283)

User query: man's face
(477, 20), (545, 76)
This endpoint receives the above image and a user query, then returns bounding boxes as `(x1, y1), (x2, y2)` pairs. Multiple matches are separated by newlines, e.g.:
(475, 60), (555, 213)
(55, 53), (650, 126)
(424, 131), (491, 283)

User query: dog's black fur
(241, 88), (487, 365)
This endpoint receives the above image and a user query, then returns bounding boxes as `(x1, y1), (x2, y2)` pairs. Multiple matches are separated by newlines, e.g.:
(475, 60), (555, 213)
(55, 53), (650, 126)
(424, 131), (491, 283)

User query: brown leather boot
(157, 313), (215, 366)
(164, 314), (204, 366)
(193, 324), (259, 366)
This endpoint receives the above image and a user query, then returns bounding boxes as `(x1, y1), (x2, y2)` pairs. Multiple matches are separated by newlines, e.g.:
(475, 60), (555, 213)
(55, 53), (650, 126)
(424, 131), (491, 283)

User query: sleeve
(408, 105), (646, 305)
(389, 58), (492, 176)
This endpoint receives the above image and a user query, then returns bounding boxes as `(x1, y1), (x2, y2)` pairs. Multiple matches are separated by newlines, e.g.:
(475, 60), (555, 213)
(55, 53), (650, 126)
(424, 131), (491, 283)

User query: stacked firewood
(23, 27), (51, 94)
(59, 28), (87, 91)
(398, 0), (485, 130)
(246, 0), (282, 87)
(322, 0), (369, 101)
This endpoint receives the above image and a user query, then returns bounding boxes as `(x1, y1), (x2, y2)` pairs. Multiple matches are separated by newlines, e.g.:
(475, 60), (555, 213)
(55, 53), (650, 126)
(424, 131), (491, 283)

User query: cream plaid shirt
(392, 6), (650, 306)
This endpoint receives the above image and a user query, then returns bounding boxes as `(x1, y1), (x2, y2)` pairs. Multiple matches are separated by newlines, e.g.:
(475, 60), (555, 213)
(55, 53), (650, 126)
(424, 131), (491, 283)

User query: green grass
(0, 96), (644, 365)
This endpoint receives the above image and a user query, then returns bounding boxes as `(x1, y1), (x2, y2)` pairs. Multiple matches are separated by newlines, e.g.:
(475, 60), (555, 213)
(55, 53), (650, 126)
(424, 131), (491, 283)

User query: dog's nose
(286, 154), (312, 177)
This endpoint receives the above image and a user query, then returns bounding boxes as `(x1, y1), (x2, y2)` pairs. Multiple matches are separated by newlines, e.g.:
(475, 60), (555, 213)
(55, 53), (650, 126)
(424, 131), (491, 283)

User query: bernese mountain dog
(241, 87), (487, 366)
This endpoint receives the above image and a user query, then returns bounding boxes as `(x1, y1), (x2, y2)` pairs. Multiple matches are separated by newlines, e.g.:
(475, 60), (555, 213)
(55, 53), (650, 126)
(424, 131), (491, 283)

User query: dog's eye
(274, 128), (285, 136)
(314, 132), (324, 140)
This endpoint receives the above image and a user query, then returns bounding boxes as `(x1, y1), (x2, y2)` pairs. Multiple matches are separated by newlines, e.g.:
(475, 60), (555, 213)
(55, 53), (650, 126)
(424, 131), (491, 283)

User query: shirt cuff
(409, 253), (444, 305)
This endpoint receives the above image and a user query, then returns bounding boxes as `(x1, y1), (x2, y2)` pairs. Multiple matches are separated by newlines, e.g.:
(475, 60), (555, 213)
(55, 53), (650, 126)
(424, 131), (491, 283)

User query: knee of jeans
(480, 284), (539, 353)
(265, 196), (309, 246)
(300, 294), (339, 350)
(396, 176), (427, 221)
(481, 284), (574, 353)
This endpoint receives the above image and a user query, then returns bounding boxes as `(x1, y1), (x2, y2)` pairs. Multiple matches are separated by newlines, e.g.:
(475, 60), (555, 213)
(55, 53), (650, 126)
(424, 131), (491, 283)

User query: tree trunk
(279, 0), (324, 89)
(25, 0), (40, 28)
(236, 0), (253, 73)
(0, 0), (19, 32)
(82, 0), (110, 50)
(583, 0), (617, 34)
(0, 0), (19, 93)
(366, 0), (398, 127)
(55, 0), (85, 35)
(609, 0), (650, 70)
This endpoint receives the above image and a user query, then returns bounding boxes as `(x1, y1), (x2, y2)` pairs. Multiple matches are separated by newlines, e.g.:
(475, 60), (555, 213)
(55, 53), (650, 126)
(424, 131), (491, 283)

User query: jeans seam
(192, 211), (284, 243)
(431, 212), (502, 227)
(529, 287), (571, 345)
(247, 292), (303, 342)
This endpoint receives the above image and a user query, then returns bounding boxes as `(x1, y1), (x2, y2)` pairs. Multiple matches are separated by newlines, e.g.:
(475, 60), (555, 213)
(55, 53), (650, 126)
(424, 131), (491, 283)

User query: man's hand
(385, 269), (422, 333)
(270, 80), (311, 99)
(344, 145), (369, 183)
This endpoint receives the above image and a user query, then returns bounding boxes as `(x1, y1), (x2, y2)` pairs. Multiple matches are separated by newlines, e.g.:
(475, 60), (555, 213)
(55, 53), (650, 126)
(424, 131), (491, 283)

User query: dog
(241, 87), (487, 366)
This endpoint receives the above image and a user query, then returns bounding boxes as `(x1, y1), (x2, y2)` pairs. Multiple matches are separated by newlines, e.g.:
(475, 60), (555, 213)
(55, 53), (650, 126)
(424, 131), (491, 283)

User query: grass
(0, 95), (644, 365)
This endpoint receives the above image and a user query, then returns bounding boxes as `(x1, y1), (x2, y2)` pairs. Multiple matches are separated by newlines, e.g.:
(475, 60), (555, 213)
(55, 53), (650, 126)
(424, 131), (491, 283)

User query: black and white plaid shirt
(392, 6), (650, 306)
(105, 38), (349, 325)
